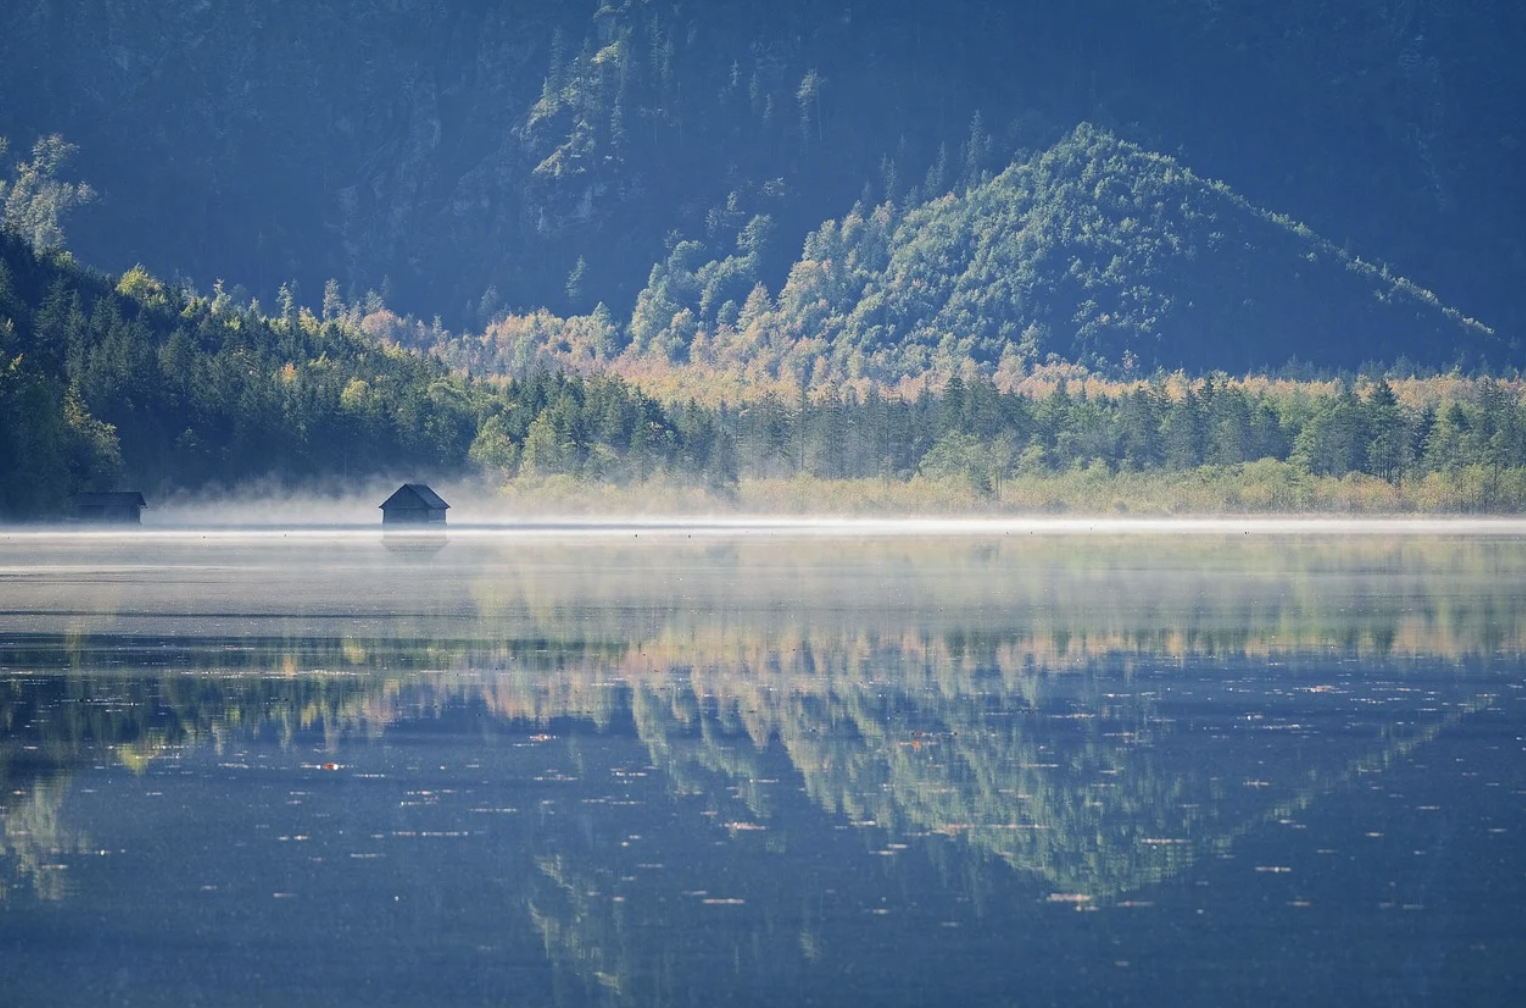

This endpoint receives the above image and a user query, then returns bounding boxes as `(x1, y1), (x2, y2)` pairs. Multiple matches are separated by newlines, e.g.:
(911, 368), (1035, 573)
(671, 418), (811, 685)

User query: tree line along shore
(4, 229), (1525, 520)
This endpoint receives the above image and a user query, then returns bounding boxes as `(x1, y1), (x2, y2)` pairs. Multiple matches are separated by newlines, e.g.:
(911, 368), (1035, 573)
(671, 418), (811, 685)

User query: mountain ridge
(4, 0), (1522, 337)
(446, 124), (1503, 392)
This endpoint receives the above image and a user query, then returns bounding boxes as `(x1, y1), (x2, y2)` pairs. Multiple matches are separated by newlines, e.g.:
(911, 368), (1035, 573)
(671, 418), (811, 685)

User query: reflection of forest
(0, 659), (1506, 1005)
(4, 536), (1526, 673)
(1, 533), (1521, 999)
(475, 664), (1500, 1007)
(1, 648), (1502, 902)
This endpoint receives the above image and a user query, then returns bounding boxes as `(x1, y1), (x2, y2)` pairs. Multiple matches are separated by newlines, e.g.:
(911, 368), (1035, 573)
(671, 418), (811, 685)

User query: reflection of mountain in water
(1, 650), (1503, 906)
(2, 533), (1523, 1002)
(499, 669), (1502, 1006)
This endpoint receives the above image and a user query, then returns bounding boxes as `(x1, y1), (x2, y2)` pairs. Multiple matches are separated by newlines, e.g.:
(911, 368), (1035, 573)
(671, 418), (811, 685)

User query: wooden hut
(379, 483), (450, 525)
(75, 491), (147, 524)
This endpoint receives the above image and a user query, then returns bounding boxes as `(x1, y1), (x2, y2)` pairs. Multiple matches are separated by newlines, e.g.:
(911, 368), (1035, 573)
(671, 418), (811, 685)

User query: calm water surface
(1, 528), (1524, 1007)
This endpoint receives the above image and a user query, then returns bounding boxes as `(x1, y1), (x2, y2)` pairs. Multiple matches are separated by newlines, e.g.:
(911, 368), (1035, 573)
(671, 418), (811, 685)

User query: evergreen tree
(1364, 378), (1411, 480)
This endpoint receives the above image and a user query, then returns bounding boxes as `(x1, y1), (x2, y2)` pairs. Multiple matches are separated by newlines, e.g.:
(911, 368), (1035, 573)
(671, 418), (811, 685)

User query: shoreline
(6, 514), (1526, 539)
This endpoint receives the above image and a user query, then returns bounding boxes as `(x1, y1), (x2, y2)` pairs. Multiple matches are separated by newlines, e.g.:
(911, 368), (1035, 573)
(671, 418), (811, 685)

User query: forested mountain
(5, 228), (1526, 519)
(561, 125), (1498, 385)
(2, 0), (1522, 352)
(6, 2), (1526, 516)
(7, 219), (1526, 520)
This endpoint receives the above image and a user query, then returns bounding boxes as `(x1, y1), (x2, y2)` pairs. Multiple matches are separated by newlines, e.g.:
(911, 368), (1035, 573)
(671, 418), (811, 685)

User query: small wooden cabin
(75, 491), (147, 524)
(379, 483), (450, 525)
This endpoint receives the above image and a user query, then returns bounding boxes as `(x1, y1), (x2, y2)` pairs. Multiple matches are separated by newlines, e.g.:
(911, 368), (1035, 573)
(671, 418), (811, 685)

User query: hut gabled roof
(379, 483), (450, 511)
(76, 492), (148, 507)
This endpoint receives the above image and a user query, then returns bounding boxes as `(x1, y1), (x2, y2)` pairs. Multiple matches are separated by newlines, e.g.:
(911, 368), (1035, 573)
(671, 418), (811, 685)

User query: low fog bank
(73, 512), (1526, 544)
(11, 474), (1526, 536)
(147, 476), (495, 527)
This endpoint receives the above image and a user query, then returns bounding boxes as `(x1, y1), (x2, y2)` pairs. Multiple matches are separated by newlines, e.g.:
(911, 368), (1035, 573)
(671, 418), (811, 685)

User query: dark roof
(76, 492), (147, 507)
(379, 483), (450, 511)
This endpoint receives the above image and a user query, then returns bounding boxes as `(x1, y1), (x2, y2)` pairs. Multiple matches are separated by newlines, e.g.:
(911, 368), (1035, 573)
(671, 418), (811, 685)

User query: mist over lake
(2, 526), (1523, 1007)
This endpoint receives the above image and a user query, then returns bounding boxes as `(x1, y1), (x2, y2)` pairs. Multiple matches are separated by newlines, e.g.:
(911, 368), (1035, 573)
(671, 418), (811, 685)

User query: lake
(2, 524), (1524, 1007)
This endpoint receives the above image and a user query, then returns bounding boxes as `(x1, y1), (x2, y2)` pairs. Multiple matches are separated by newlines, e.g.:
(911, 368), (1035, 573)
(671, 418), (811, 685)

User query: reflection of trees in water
(0, 646), (1504, 1005)
(513, 678), (1500, 1007)
(580, 536), (1520, 653)
(0, 672), (380, 897)
(453, 537), (1526, 665)
(2, 534), (1521, 999)
(529, 853), (647, 1004)
(1, 780), (86, 902)
(331, 663), (1506, 904)
(521, 729), (835, 1008)
(621, 663), (1498, 898)
(4, 534), (1522, 910)
(3, 641), (1501, 906)
(0, 671), (379, 759)
(518, 681), (1500, 1007)
(7, 537), (1526, 672)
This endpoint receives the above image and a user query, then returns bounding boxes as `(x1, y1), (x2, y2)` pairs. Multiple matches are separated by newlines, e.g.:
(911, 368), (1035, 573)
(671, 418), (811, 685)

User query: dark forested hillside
(0, 231), (738, 519)
(0, 230), (479, 517)
(2, 0), (1522, 347)
(450, 126), (1502, 385)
